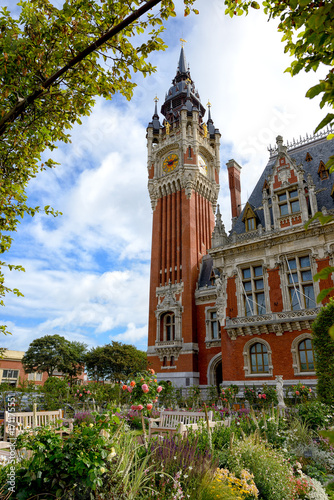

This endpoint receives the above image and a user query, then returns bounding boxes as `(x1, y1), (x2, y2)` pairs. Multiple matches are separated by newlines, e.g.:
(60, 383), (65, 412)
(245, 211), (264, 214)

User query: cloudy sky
(1, 0), (327, 354)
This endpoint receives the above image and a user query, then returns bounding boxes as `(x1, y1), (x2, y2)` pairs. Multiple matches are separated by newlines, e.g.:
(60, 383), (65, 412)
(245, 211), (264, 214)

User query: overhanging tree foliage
(311, 299), (334, 404)
(22, 334), (87, 378)
(0, 0), (198, 335)
(224, 0), (334, 138)
(85, 341), (147, 382)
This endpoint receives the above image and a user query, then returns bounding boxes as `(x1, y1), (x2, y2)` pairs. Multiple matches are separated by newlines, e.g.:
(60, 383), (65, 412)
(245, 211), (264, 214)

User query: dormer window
(278, 189), (300, 216)
(242, 202), (257, 232)
(246, 217), (256, 231)
(318, 160), (329, 180)
(305, 152), (313, 162)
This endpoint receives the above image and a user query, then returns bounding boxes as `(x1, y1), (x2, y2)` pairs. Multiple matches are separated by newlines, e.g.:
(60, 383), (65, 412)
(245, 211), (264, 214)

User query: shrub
(208, 468), (259, 499)
(297, 401), (333, 430)
(3, 411), (122, 499)
(149, 434), (218, 499)
(227, 434), (295, 500)
(74, 410), (96, 426)
(311, 299), (334, 404)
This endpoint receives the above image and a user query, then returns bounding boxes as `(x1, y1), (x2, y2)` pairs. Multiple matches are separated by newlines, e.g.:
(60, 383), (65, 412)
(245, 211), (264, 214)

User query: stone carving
(275, 375), (286, 414)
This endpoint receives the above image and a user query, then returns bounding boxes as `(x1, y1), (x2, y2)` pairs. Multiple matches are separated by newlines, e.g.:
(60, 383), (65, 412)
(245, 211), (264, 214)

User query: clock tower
(147, 48), (221, 387)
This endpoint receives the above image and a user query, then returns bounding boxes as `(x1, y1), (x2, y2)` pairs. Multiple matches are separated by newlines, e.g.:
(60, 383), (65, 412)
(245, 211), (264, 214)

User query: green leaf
(316, 288), (334, 303)
(314, 113), (334, 134)
(329, 324), (334, 340)
(314, 267), (334, 282)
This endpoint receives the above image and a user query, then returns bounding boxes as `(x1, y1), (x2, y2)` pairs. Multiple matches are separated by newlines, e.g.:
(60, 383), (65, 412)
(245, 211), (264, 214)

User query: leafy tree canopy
(224, 0), (334, 139)
(22, 334), (87, 377)
(0, 0), (197, 334)
(311, 298), (334, 404)
(85, 341), (147, 382)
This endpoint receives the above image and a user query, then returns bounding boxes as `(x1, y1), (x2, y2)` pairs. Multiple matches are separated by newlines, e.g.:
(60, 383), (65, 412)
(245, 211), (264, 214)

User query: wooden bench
(148, 410), (215, 439)
(3, 409), (73, 441)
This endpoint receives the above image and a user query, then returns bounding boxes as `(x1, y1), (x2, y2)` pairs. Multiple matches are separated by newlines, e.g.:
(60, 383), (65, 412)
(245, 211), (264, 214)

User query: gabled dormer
(318, 160), (329, 180)
(265, 136), (310, 230)
(242, 202), (258, 232)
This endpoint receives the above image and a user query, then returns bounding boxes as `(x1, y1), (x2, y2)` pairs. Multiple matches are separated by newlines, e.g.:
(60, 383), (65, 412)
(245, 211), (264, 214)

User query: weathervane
(180, 38), (187, 47)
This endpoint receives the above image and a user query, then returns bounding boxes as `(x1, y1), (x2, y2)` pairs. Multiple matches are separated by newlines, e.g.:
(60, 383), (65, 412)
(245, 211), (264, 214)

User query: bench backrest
(160, 410), (213, 428)
(4, 410), (62, 440)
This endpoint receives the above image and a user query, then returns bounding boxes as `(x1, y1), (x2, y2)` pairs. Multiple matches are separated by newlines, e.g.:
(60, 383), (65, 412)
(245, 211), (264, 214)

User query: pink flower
(127, 387), (132, 393)
(147, 404), (153, 411)
(262, 394), (266, 399)
(258, 394), (262, 399)
(137, 405), (143, 411)
(142, 384), (149, 393)
(122, 385), (127, 391)
(87, 390), (90, 394)
(79, 394), (82, 397)
(131, 405), (137, 410)
(157, 386), (163, 393)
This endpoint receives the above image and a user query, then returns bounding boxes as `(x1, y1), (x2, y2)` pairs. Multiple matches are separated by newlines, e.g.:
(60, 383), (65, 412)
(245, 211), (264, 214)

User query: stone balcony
(154, 340), (183, 359)
(225, 307), (321, 339)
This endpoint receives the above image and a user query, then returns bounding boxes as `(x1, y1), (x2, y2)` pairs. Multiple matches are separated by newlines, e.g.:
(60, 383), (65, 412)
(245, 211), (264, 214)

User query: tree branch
(0, 0), (162, 137)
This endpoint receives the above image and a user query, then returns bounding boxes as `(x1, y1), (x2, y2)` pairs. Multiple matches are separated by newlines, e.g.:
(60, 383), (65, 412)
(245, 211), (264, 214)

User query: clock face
(199, 155), (208, 176)
(162, 153), (179, 173)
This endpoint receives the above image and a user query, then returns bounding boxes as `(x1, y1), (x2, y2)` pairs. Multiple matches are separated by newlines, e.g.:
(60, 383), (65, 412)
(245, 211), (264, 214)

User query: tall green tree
(85, 341), (147, 383)
(22, 334), (87, 377)
(311, 299), (334, 404)
(224, 0), (334, 137)
(0, 0), (198, 335)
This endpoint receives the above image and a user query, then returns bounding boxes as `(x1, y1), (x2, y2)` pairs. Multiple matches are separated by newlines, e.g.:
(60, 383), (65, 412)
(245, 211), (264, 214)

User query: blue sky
(0, 0), (327, 354)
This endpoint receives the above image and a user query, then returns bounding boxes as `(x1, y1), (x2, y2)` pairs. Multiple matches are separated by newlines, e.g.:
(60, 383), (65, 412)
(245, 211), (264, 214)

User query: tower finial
(153, 95), (159, 118)
(207, 100), (212, 122)
(180, 38), (187, 48)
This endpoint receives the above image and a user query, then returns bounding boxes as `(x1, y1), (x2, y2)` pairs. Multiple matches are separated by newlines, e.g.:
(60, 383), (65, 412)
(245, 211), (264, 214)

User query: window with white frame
(28, 372), (43, 382)
(241, 265), (266, 316)
(207, 310), (220, 340)
(278, 189), (300, 216)
(298, 338), (315, 371)
(243, 338), (273, 377)
(285, 255), (315, 310)
(2, 370), (19, 379)
(250, 342), (269, 374)
(291, 333), (316, 375)
(164, 313), (175, 341)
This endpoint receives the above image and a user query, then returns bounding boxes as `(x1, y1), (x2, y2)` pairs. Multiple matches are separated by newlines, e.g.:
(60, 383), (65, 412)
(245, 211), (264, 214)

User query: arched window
(250, 343), (269, 373)
(298, 339), (315, 371)
(164, 313), (175, 341)
(163, 356), (167, 367)
(170, 356), (175, 366)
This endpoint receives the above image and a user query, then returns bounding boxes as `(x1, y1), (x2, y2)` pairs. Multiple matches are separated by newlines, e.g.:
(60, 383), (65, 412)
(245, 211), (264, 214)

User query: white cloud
(1, 0), (329, 352)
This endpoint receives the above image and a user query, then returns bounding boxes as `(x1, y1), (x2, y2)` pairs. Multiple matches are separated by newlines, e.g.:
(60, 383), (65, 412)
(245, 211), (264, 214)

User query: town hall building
(146, 48), (334, 392)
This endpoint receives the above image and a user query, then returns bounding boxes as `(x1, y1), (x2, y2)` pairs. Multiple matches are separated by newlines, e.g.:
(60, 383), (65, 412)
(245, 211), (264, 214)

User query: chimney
(227, 159), (242, 221)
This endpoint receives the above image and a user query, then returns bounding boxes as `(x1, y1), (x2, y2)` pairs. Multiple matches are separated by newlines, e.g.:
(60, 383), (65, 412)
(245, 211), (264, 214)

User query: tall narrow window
(298, 339), (315, 371)
(250, 343), (269, 373)
(164, 313), (175, 341)
(242, 265), (266, 316)
(286, 256), (315, 310)
(208, 310), (220, 339)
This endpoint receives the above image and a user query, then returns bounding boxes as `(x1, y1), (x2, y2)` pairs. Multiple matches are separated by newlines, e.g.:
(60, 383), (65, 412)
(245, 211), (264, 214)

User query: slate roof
(198, 132), (334, 289)
(198, 254), (220, 288)
(231, 134), (334, 235)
